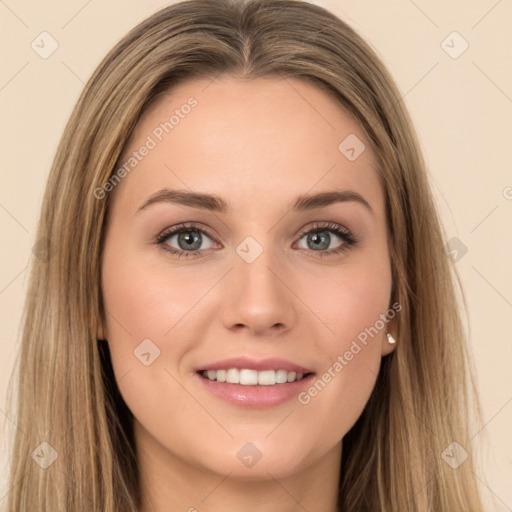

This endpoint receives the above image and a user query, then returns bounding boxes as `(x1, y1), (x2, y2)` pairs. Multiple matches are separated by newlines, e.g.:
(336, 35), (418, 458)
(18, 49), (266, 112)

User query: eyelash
(155, 221), (358, 258)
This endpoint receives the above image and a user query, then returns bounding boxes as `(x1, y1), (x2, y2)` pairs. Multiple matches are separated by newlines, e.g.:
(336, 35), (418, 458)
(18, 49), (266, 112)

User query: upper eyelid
(297, 222), (350, 237)
(157, 222), (218, 242)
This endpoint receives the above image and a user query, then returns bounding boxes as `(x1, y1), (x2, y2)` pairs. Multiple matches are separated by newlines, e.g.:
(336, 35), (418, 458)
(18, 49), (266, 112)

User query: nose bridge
(220, 236), (295, 334)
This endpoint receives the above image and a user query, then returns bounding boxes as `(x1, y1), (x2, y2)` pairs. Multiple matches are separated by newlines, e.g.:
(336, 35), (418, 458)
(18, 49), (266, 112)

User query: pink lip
(194, 356), (315, 408)
(196, 372), (315, 408)
(196, 356), (312, 374)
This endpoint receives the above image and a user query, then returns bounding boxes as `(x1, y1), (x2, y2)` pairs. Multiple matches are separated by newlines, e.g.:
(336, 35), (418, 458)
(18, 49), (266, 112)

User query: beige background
(0, 0), (510, 509)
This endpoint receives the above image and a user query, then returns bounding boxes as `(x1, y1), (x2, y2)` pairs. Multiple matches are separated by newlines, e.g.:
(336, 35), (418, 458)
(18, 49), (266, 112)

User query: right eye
(155, 222), (218, 258)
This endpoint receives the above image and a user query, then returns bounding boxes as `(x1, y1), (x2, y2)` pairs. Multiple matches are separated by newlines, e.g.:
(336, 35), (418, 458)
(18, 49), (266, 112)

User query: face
(99, 76), (396, 481)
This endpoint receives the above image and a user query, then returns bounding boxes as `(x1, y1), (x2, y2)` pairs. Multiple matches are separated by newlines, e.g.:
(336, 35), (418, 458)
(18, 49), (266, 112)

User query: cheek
(317, 256), (392, 352)
(101, 243), (214, 344)
(99, 244), (216, 435)
(297, 258), (392, 424)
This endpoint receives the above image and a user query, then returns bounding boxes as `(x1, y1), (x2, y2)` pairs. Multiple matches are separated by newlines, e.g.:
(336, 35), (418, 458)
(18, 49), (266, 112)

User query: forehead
(112, 76), (384, 219)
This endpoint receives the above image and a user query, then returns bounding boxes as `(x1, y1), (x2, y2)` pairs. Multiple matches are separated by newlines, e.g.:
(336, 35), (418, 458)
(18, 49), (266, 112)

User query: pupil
(179, 231), (201, 250)
(309, 231), (329, 250)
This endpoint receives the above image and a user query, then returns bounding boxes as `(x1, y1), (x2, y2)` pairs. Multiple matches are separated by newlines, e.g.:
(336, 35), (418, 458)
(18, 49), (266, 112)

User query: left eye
(297, 229), (343, 251)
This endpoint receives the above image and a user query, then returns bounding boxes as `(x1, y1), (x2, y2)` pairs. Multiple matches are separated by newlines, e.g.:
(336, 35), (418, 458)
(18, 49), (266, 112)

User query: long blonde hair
(5, 0), (486, 510)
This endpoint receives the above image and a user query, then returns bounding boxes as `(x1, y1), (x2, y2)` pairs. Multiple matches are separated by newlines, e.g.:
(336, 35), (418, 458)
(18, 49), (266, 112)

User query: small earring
(386, 333), (397, 344)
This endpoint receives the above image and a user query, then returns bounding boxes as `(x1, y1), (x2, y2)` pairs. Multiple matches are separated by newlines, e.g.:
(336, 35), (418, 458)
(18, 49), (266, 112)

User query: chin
(189, 435), (317, 481)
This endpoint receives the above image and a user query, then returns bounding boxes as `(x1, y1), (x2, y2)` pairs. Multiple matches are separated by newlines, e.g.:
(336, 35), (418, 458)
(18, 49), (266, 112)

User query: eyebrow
(137, 188), (373, 215)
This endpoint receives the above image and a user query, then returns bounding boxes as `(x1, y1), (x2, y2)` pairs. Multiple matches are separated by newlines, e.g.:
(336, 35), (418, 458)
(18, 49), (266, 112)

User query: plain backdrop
(0, 0), (511, 509)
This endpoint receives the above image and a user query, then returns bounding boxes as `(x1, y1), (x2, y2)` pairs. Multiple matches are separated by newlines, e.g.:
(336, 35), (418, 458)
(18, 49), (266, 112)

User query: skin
(99, 75), (397, 512)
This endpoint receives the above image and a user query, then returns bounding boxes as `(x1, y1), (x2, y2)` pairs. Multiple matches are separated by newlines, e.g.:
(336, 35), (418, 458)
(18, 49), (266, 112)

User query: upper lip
(197, 356), (314, 374)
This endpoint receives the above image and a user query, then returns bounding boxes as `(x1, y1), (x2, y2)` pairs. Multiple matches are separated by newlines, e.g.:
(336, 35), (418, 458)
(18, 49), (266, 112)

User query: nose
(220, 248), (297, 337)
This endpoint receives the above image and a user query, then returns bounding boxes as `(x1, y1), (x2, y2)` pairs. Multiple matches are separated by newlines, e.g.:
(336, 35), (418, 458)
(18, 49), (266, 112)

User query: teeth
(201, 368), (307, 385)
(276, 369), (288, 384)
(240, 369), (258, 385)
(226, 368), (239, 384)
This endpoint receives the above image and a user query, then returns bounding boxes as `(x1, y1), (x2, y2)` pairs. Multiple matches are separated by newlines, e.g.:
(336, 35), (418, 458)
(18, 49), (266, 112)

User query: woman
(5, 0), (487, 510)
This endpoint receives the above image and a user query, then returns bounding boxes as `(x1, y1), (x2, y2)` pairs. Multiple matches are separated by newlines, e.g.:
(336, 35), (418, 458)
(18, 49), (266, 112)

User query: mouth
(194, 357), (316, 408)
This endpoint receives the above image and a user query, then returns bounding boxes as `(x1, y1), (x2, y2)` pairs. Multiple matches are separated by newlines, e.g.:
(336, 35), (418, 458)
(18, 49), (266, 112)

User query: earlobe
(386, 333), (396, 345)
(381, 315), (398, 355)
(382, 331), (397, 356)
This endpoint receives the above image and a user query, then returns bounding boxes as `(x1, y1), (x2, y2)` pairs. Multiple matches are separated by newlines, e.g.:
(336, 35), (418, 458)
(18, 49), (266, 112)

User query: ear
(381, 319), (397, 357)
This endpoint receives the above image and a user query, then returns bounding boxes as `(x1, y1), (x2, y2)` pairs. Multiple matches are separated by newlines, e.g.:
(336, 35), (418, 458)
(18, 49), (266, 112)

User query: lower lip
(196, 372), (315, 408)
